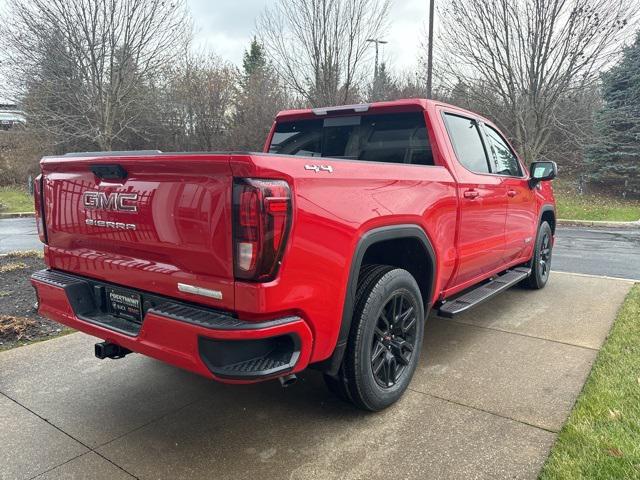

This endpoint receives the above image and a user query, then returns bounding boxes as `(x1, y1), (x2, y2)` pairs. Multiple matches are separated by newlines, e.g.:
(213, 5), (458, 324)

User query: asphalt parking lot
(0, 272), (633, 480)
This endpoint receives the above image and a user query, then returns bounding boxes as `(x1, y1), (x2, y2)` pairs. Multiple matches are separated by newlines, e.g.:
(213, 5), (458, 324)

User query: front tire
(328, 266), (425, 411)
(523, 221), (553, 289)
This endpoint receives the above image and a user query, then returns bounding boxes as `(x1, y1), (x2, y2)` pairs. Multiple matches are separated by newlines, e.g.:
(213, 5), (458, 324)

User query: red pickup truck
(31, 99), (557, 411)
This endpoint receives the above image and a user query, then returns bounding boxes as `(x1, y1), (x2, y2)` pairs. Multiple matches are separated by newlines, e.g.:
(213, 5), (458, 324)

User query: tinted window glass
(443, 114), (489, 173)
(269, 113), (434, 166)
(484, 125), (522, 176)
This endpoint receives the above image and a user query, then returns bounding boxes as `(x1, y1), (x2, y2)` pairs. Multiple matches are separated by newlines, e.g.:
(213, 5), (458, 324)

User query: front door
(481, 123), (537, 263)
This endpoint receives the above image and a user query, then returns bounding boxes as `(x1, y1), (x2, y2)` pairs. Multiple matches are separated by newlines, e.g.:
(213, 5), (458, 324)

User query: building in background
(0, 100), (26, 130)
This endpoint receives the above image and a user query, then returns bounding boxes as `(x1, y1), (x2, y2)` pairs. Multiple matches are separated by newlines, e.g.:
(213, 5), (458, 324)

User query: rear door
(442, 113), (508, 287)
(481, 123), (537, 263)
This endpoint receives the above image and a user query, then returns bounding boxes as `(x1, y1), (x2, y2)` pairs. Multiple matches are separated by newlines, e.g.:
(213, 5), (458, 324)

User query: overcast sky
(0, 0), (429, 88)
(188, 0), (427, 73)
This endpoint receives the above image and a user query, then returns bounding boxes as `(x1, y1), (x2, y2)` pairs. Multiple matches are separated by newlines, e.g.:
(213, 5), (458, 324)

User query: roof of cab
(274, 98), (496, 127)
(275, 98), (430, 122)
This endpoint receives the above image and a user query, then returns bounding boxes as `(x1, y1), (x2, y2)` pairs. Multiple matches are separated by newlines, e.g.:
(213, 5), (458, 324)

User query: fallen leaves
(0, 314), (39, 341)
(606, 447), (624, 458)
(5, 250), (44, 259)
(0, 262), (28, 274)
(608, 409), (622, 420)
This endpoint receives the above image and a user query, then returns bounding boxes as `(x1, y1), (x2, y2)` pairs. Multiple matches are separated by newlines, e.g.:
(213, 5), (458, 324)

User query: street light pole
(366, 38), (388, 78)
(426, 0), (435, 99)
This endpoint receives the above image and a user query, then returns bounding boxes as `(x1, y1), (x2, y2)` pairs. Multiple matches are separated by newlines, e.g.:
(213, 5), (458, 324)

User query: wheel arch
(539, 204), (556, 234)
(317, 224), (437, 375)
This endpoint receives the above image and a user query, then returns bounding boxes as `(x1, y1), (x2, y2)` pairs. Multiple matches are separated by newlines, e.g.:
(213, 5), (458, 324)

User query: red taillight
(33, 174), (47, 244)
(233, 178), (292, 281)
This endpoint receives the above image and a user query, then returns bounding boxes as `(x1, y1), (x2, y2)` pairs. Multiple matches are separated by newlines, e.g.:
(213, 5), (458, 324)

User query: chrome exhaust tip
(278, 374), (297, 388)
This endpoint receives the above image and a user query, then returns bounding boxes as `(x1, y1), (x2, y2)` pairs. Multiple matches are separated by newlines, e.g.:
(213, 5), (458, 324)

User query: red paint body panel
(34, 98), (556, 383)
(41, 155), (236, 312)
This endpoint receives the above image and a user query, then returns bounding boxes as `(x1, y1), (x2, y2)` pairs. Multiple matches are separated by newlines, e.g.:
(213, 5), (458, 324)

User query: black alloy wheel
(371, 292), (418, 388)
(538, 229), (552, 280)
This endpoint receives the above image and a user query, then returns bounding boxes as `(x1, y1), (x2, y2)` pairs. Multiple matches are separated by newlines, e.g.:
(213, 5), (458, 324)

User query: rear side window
(269, 113), (434, 166)
(443, 113), (490, 174)
(483, 125), (522, 176)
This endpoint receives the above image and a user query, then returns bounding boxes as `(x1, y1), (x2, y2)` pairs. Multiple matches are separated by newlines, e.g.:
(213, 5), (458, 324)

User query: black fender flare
(318, 224), (437, 375)
(526, 204), (556, 269)
(538, 204), (556, 233)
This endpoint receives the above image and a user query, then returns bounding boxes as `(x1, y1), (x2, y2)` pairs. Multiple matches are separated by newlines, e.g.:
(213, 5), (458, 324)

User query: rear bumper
(30, 269), (313, 383)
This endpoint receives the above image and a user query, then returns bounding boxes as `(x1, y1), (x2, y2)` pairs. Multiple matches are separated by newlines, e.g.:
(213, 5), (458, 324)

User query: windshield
(269, 112), (434, 166)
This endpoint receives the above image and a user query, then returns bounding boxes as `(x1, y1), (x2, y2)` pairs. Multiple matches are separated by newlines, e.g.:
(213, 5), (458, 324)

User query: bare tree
(4, 0), (190, 151)
(436, 0), (639, 162)
(158, 52), (237, 152)
(258, 0), (391, 107)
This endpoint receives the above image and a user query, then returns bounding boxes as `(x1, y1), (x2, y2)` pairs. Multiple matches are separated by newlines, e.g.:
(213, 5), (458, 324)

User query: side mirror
(529, 161), (557, 188)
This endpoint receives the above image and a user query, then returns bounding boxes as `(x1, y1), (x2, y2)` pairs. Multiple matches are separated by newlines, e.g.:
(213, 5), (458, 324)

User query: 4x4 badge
(305, 165), (333, 173)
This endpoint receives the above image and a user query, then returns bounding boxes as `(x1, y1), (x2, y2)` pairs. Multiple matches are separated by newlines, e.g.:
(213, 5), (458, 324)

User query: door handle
(507, 190), (518, 198)
(463, 189), (480, 199)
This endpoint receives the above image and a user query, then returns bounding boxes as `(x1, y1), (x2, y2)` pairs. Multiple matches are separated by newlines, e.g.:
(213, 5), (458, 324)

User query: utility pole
(426, 0), (435, 99)
(366, 38), (388, 78)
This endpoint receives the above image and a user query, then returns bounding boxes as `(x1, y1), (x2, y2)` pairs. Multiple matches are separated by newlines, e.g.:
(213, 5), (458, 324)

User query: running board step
(437, 267), (531, 318)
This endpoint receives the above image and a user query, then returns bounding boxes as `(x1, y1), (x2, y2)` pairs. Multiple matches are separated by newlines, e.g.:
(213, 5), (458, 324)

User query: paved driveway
(0, 272), (633, 480)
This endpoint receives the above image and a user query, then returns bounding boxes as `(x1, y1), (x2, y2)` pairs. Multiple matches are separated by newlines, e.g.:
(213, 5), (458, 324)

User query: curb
(557, 218), (640, 229)
(0, 212), (35, 219)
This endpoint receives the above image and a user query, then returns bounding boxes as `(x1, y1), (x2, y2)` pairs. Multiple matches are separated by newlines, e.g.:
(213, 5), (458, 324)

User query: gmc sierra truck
(31, 99), (557, 411)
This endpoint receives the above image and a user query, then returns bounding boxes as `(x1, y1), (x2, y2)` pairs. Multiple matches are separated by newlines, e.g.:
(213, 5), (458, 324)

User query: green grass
(539, 284), (640, 480)
(0, 186), (34, 214)
(555, 191), (640, 222)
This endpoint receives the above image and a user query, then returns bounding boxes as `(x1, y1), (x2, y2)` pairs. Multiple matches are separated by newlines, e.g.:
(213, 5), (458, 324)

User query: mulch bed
(0, 252), (71, 350)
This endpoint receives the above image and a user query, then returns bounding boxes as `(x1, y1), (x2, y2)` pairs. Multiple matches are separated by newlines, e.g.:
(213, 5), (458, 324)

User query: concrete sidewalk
(0, 272), (633, 480)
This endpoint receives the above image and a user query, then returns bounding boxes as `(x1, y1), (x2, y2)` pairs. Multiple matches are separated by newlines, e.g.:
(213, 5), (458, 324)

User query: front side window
(269, 113), (434, 166)
(484, 125), (522, 176)
(443, 113), (490, 174)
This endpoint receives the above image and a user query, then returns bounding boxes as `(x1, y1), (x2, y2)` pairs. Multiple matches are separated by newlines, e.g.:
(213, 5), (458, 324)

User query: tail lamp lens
(34, 174), (47, 244)
(233, 178), (292, 281)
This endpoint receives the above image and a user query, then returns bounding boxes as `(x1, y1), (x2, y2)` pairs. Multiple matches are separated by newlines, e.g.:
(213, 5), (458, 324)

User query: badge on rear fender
(305, 164), (334, 173)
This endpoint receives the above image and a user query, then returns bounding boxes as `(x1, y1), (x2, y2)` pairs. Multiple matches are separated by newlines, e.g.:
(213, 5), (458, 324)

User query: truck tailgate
(40, 153), (235, 311)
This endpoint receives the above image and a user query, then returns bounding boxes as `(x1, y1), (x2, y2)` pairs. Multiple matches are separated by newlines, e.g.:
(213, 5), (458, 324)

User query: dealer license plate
(107, 288), (142, 323)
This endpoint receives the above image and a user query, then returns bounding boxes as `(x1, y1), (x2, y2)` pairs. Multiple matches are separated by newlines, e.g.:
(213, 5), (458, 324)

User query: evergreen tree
(231, 38), (286, 151)
(367, 62), (398, 102)
(586, 32), (640, 198)
(242, 37), (267, 77)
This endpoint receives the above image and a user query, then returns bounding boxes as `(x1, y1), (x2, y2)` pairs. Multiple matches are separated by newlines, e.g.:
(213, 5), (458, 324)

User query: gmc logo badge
(83, 191), (138, 212)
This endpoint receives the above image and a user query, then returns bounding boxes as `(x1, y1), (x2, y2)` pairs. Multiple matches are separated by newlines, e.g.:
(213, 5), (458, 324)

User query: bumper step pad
(217, 355), (291, 377)
(437, 267), (531, 318)
(149, 302), (298, 331)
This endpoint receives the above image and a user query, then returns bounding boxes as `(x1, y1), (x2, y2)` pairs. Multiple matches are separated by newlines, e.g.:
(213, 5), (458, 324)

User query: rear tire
(326, 265), (425, 411)
(522, 221), (553, 289)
